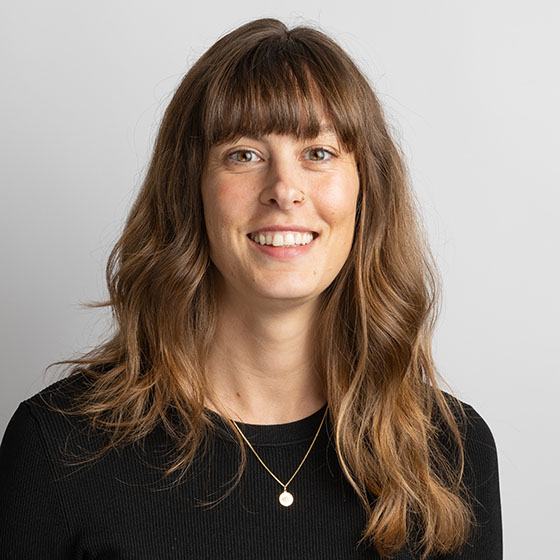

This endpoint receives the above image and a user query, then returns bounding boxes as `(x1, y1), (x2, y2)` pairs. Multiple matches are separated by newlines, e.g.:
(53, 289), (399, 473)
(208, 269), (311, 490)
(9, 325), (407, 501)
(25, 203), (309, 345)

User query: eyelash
(226, 147), (336, 164)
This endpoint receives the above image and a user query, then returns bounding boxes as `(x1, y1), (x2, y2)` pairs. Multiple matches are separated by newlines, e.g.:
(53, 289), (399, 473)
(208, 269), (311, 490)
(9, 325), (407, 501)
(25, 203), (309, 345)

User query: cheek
(317, 172), (360, 226)
(203, 181), (249, 239)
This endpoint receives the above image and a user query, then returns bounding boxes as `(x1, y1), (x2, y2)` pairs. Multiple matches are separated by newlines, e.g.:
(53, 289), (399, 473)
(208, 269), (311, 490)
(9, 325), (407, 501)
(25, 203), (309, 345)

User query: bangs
(199, 36), (362, 152)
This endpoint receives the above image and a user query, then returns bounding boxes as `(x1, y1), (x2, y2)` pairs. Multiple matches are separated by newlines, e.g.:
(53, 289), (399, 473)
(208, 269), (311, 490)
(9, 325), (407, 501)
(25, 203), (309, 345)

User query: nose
(259, 158), (306, 210)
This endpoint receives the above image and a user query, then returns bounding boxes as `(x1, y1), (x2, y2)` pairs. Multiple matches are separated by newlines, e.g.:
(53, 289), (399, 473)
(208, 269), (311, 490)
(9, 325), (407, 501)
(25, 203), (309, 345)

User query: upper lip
(248, 225), (318, 235)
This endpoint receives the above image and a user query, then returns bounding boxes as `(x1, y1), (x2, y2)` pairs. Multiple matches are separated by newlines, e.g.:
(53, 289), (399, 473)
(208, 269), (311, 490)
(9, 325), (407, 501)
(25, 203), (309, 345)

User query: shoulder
(437, 395), (503, 555)
(2, 372), (95, 460)
(458, 398), (501, 492)
(430, 390), (501, 500)
(25, 371), (93, 411)
(0, 374), (99, 556)
(0, 373), (86, 482)
(440, 391), (499, 458)
(461, 400), (498, 454)
(438, 391), (502, 511)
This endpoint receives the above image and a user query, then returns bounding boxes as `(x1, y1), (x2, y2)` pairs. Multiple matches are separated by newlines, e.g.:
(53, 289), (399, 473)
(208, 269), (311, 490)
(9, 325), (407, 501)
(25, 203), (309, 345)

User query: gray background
(1, 1), (558, 557)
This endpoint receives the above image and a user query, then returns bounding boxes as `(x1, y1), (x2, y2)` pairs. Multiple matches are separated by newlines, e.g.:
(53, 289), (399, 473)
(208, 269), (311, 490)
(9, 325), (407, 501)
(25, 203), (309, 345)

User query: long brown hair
(50, 18), (475, 559)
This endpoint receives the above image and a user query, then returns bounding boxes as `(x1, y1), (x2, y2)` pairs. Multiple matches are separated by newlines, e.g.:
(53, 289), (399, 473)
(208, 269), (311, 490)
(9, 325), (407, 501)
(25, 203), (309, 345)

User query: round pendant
(279, 490), (294, 507)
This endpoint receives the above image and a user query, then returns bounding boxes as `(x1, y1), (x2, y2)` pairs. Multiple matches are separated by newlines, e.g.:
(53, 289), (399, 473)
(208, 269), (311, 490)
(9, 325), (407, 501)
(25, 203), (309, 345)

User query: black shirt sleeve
(448, 403), (503, 559)
(0, 402), (75, 559)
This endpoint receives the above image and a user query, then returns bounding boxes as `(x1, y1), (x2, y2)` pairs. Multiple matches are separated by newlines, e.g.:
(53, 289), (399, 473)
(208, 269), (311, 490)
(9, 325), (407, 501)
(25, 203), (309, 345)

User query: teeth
(250, 231), (315, 247)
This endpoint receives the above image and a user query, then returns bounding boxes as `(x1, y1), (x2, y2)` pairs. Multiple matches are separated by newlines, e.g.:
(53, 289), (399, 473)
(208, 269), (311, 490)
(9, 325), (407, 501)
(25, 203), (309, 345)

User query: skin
(200, 123), (360, 424)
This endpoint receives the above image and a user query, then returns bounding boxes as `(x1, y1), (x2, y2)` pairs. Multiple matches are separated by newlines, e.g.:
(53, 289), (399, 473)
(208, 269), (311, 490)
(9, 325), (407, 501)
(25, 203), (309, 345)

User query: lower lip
(247, 235), (317, 259)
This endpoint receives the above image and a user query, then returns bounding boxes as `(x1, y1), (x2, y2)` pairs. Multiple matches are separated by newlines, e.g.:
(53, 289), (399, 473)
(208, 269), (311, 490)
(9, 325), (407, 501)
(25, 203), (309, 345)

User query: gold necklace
(230, 405), (329, 507)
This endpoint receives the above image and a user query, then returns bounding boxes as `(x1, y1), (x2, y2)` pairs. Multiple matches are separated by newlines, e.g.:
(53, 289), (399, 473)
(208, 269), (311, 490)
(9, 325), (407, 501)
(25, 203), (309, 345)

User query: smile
(248, 231), (315, 248)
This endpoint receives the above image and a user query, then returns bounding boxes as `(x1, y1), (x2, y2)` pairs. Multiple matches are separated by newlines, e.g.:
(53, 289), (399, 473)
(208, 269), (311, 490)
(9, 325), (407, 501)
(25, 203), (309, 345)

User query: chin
(253, 284), (319, 303)
(260, 288), (316, 301)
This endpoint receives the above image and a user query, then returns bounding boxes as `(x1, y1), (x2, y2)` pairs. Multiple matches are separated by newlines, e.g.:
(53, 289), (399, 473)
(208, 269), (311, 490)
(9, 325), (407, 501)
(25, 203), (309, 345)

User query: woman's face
(201, 123), (360, 308)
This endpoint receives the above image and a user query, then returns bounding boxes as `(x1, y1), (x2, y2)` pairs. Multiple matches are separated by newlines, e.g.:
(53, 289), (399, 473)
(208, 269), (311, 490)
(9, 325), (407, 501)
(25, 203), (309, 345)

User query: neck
(204, 294), (326, 425)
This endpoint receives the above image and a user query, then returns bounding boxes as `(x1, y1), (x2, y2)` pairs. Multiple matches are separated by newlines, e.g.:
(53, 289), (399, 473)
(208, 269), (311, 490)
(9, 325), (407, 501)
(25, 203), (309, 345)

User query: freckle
(313, 270), (317, 275)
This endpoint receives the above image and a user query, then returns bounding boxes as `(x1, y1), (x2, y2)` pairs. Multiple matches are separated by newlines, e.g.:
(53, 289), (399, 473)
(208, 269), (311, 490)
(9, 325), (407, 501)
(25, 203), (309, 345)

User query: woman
(0, 18), (502, 559)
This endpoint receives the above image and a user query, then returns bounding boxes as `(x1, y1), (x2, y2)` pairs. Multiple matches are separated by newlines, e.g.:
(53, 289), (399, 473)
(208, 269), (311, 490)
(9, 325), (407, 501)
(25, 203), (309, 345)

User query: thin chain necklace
(230, 405), (329, 507)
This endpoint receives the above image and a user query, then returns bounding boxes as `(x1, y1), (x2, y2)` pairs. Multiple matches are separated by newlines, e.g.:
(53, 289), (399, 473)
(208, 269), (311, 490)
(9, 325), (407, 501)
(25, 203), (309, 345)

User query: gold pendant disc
(279, 491), (294, 507)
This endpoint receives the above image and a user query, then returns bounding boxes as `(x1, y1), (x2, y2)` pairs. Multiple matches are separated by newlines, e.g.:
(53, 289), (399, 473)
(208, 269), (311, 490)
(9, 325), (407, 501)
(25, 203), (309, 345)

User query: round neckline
(205, 403), (329, 446)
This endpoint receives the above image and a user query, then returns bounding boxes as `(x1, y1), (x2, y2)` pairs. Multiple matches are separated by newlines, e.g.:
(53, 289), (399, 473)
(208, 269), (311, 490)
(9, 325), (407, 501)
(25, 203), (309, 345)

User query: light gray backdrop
(1, 1), (558, 558)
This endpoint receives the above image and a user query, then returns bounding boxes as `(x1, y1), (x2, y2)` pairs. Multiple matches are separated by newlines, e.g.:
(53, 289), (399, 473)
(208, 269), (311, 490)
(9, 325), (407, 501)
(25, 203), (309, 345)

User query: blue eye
(229, 150), (259, 163)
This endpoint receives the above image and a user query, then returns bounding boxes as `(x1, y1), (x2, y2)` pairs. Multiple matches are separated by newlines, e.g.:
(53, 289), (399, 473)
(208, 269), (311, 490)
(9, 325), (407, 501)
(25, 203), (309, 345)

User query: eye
(228, 150), (261, 163)
(305, 147), (335, 162)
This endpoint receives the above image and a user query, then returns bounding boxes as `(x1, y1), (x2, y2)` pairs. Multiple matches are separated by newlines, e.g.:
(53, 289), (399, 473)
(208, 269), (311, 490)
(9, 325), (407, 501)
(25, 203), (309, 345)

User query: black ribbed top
(0, 376), (502, 559)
